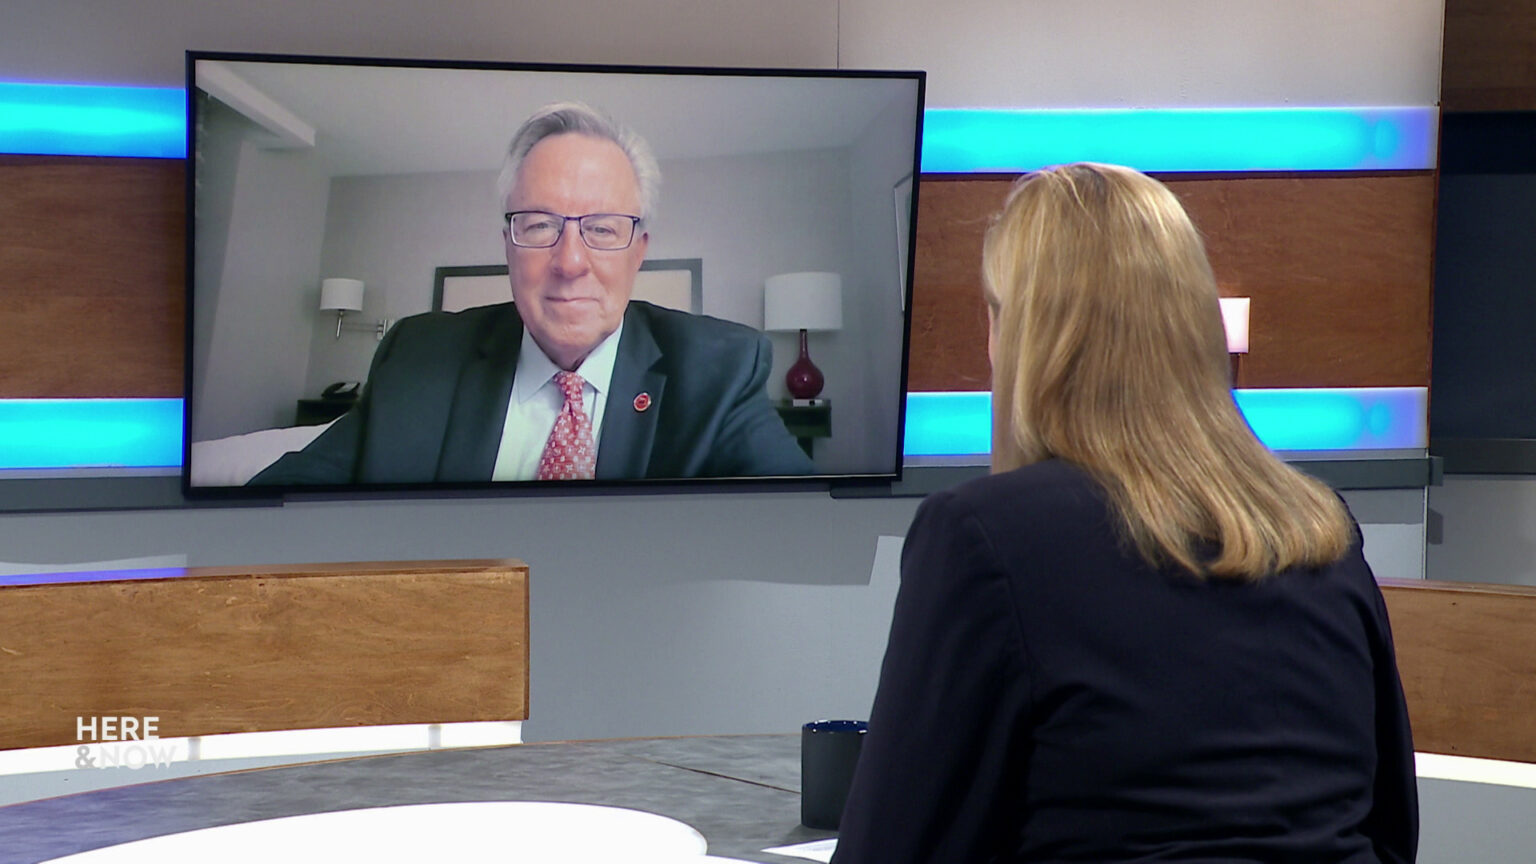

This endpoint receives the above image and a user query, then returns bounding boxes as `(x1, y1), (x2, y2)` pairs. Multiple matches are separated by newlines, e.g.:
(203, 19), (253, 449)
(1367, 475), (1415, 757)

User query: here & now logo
(74, 716), (179, 770)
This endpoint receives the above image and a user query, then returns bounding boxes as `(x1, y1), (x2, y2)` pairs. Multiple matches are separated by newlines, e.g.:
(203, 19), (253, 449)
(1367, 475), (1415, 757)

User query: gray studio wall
(1430, 477), (1536, 587)
(1, 0), (1450, 746)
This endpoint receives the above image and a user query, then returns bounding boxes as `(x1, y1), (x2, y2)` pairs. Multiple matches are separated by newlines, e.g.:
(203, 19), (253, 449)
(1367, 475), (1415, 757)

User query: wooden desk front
(0, 559), (528, 750)
(1381, 578), (1536, 764)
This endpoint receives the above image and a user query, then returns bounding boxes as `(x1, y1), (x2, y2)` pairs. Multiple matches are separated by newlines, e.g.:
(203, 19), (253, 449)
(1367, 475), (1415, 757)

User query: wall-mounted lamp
(319, 278), (389, 340)
(1219, 296), (1250, 355)
(1220, 296), (1250, 384)
(764, 272), (843, 402)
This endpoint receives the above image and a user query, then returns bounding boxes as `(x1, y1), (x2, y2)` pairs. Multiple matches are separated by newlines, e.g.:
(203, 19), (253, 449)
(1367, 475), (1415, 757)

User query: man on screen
(251, 102), (812, 486)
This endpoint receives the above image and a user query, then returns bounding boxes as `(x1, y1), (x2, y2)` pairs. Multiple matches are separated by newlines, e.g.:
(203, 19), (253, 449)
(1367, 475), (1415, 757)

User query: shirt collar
(513, 317), (625, 404)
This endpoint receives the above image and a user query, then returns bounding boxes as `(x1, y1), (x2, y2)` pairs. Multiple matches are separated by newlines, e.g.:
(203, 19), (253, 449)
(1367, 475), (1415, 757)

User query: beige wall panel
(840, 0), (1444, 108)
(0, 0), (838, 86)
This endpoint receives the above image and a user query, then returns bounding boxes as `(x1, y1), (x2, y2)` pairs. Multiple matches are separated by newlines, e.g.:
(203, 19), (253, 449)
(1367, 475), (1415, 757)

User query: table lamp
(764, 271), (843, 401)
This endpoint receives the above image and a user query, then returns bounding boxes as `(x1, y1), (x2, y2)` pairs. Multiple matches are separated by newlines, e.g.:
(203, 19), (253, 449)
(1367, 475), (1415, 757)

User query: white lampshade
(319, 278), (365, 312)
(763, 272), (843, 332)
(1219, 296), (1250, 354)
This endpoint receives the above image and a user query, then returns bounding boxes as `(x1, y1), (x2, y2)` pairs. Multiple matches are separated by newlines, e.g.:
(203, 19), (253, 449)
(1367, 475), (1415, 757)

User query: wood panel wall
(1443, 0), (1536, 111)
(0, 156), (183, 399)
(0, 559), (529, 750)
(1381, 579), (1536, 764)
(909, 173), (1437, 392)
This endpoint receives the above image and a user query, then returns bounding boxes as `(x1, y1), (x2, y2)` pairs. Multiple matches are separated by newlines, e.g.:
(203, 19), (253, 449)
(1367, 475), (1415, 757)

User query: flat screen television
(183, 51), (923, 496)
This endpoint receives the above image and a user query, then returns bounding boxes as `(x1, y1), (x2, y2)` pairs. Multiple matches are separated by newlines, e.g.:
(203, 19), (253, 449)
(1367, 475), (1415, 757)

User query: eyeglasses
(505, 211), (642, 251)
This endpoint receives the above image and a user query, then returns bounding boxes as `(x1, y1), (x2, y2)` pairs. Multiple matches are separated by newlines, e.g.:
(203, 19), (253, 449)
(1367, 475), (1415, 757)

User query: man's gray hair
(495, 101), (661, 221)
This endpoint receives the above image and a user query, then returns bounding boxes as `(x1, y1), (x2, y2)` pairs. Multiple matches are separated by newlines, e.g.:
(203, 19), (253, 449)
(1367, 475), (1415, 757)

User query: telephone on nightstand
(297, 382), (361, 426)
(322, 381), (361, 400)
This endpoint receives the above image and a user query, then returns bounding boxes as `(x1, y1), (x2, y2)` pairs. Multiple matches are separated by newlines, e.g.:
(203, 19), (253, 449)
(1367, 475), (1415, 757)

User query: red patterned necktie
(536, 371), (596, 480)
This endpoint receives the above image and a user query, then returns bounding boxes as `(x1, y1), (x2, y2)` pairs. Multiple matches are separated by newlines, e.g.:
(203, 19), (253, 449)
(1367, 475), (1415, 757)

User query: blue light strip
(1233, 387), (1427, 451)
(0, 388), (1425, 470)
(904, 388), (1427, 457)
(0, 82), (185, 158)
(1, 82), (1432, 174)
(904, 392), (994, 457)
(0, 568), (189, 588)
(0, 399), (183, 469)
(922, 107), (1437, 173)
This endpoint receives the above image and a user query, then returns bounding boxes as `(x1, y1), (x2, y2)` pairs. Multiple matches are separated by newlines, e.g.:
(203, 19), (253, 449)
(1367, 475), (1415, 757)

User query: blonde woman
(832, 164), (1416, 863)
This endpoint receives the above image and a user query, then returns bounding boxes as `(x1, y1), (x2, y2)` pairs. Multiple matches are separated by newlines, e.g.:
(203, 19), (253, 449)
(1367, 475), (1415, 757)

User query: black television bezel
(180, 50), (925, 500)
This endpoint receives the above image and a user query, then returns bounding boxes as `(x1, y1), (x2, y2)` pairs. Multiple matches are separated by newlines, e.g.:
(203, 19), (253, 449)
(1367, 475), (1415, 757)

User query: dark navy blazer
(833, 460), (1418, 864)
(251, 300), (813, 485)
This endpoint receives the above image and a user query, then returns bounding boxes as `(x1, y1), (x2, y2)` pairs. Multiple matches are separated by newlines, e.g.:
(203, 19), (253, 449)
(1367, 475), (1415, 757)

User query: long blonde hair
(982, 163), (1350, 579)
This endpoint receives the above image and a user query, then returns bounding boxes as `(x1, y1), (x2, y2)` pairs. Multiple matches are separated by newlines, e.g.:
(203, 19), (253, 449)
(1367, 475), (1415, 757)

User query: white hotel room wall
(305, 170), (505, 397)
(842, 91), (922, 476)
(194, 121), (332, 440)
(302, 146), (894, 473)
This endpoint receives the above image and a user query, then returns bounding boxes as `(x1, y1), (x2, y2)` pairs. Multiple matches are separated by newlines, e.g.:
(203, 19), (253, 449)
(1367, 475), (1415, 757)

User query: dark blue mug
(801, 719), (868, 830)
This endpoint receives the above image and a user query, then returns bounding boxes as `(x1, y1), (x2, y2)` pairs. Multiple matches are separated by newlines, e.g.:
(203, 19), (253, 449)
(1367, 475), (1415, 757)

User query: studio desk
(0, 559), (529, 751)
(2, 559), (1530, 765)
(0, 561), (1532, 862)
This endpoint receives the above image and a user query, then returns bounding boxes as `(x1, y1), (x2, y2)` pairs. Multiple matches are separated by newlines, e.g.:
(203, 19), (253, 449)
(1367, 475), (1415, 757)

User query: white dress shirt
(491, 321), (623, 481)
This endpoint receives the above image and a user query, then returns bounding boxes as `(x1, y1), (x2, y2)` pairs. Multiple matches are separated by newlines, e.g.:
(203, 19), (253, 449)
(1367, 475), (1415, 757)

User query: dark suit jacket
(833, 460), (1418, 864)
(251, 301), (814, 485)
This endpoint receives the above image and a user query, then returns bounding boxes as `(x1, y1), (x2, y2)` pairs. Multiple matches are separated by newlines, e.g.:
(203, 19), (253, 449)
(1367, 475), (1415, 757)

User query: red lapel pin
(633, 392), (652, 412)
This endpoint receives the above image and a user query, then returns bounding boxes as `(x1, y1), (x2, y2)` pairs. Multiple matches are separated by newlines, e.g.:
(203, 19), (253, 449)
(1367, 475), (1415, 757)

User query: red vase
(785, 328), (825, 400)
